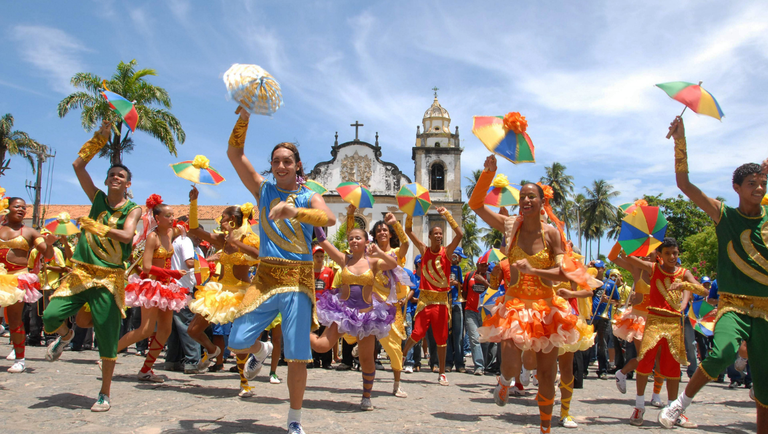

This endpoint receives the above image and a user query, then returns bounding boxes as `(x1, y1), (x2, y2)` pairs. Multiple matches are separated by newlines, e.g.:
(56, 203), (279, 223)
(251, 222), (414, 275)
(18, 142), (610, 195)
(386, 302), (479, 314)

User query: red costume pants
(637, 338), (680, 379)
(410, 304), (449, 346)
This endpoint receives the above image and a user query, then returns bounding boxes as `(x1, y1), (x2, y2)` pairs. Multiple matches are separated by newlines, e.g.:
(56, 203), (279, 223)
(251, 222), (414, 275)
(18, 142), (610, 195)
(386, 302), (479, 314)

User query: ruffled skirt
(612, 307), (646, 341)
(316, 288), (395, 340)
(478, 296), (580, 353)
(559, 318), (596, 355)
(0, 272), (41, 307)
(124, 274), (189, 312)
(189, 281), (248, 324)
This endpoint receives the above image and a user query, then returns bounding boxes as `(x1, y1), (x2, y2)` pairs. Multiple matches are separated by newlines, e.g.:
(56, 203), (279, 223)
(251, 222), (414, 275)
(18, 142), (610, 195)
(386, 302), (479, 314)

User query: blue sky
(2, 1), (767, 255)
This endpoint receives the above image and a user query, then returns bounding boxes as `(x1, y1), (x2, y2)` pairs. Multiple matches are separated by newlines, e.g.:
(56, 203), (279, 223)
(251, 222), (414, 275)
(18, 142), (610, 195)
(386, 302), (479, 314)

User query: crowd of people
(0, 112), (765, 434)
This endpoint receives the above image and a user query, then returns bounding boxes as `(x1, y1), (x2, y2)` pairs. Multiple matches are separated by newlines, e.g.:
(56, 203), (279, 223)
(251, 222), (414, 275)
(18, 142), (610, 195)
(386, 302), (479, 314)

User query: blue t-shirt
(449, 264), (464, 305)
(407, 270), (420, 316)
(258, 182), (316, 262)
(708, 280), (719, 300)
(592, 279), (619, 319)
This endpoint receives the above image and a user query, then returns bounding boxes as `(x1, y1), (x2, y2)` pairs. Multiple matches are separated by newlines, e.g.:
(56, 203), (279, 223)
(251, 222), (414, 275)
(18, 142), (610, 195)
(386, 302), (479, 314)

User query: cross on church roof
(350, 120), (364, 141)
(432, 86), (439, 98)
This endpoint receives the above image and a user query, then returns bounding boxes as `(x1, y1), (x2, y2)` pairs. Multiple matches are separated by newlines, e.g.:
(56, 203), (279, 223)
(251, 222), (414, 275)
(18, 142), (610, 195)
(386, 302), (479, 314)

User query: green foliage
(481, 227), (504, 249)
(643, 193), (713, 251)
(461, 203), (482, 266)
(331, 222), (349, 252)
(581, 179), (620, 257)
(0, 113), (41, 174)
(605, 261), (635, 286)
(680, 225), (718, 279)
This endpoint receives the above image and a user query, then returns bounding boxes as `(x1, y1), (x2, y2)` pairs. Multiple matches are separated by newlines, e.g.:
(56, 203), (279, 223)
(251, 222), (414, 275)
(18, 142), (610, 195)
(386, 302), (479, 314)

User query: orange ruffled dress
(478, 236), (579, 353)
(611, 277), (649, 342)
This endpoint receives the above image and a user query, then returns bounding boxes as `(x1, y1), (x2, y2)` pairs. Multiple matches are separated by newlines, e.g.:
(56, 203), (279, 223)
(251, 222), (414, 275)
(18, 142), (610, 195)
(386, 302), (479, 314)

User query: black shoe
(729, 380), (743, 389)
(597, 372), (606, 380)
(208, 363), (224, 372)
(229, 365), (239, 373)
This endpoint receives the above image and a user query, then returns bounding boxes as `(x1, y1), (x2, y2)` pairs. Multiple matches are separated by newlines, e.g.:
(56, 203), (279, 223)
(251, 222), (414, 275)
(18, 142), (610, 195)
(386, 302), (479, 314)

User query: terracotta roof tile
(32, 204), (259, 222)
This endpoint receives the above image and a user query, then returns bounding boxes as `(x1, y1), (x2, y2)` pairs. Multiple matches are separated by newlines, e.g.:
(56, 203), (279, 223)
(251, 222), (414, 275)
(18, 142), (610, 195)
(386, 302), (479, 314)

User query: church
(307, 93), (464, 268)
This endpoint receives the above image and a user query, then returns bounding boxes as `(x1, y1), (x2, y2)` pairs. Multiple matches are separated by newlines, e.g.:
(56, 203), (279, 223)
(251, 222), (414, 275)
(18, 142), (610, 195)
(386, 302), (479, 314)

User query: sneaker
(729, 380), (743, 389)
(629, 407), (645, 426)
(208, 363), (224, 373)
(197, 346), (221, 372)
(650, 397), (665, 408)
(615, 371), (627, 394)
(6, 349), (15, 360)
(244, 341), (272, 381)
(7, 359), (25, 373)
(393, 385), (407, 398)
(734, 356), (748, 374)
(658, 401), (685, 429)
(46, 334), (70, 362)
(431, 366), (439, 373)
(287, 422), (306, 434)
(509, 382), (525, 396)
(403, 365), (413, 374)
(675, 414), (697, 428)
(270, 373), (281, 384)
(360, 397), (374, 411)
(474, 368), (484, 376)
(457, 367), (466, 373)
(184, 366), (199, 374)
(494, 378), (510, 407)
(238, 385), (254, 398)
(335, 363), (352, 371)
(445, 366), (452, 373)
(351, 345), (359, 358)
(137, 370), (165, 383)
(90, 393), (110, 412)
(521, 367), (531, 386)
(438, 373), (449, 386)
(559, 415), (578, 428)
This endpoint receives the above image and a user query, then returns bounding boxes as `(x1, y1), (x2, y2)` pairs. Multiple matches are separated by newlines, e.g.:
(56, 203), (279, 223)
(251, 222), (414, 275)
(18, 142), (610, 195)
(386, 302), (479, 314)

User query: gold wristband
(78, 133), (108, 163)
(681, 281), (708, 297)
(189, 199), (199, 230)
(34, 237), (46, 247)
(346, 210), (356, 231)
(296, 208), (329, 227)
(674, 137), (688, 174)
(79, 217), (110, 237)
(392, 221), (407, 244)
(442, 210), (459, 230)
(228, 117), (249, 149)
(405, 215), (413, 232)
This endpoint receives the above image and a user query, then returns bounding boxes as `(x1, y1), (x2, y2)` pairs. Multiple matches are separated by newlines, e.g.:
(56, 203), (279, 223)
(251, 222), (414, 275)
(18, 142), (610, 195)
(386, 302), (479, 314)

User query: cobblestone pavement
(0, 344), (758, 434)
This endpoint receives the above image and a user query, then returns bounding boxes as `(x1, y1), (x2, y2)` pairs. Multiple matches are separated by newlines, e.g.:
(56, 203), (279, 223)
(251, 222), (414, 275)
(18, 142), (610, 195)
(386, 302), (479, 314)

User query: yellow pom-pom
(57, 212), (71, 223)
(192, 155), (210, 170)
(491, 174), (510, 189)
(240, 202), (254, 219)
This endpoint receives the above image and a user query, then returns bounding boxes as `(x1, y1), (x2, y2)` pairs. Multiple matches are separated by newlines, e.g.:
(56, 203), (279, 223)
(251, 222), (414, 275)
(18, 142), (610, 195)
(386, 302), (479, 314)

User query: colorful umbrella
(43, 212), (80, 236)
(472, 112), (535, 164)
(101, 83), (139, 133)
(617, 206), (668, 257)
(689, 299), (716, 337)
(480, 287), (503, 322)
(478, 248), (507, 264)
(396, 183), (431, 216)
(484, 174), (519, 207)
(304, 180), (328, 195)
(170, 155), (225, 185)
(656, 81), (724, 121)
(336, 182), (375, 209)
(223, 64), (283, 116)
(618, 199), (648, 215)
(762, 194), (768, 206)
(194, 250), (211, 287)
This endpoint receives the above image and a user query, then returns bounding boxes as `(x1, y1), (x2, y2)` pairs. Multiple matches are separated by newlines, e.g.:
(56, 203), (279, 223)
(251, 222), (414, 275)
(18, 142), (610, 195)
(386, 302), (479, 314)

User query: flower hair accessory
(240, 202), (254, 219)
(503, 112), (528, 135)
(146, 194), (163, 209)
(536, 182), (554, 201)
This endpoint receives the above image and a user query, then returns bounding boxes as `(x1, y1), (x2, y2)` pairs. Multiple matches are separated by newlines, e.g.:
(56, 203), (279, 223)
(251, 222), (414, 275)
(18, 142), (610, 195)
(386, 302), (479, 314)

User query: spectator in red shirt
(463, 261), (490, 375)
(312, 243), (335, 368)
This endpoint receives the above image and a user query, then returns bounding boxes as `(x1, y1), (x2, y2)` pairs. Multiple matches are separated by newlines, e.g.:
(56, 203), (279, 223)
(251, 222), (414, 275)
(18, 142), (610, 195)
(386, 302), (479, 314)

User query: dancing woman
(186, 186), (261, 397)
(310, 223), (398, 410)
(117, 194), (189, 382)
(469, 154), (581, 434)
(0, 196), (51, 373)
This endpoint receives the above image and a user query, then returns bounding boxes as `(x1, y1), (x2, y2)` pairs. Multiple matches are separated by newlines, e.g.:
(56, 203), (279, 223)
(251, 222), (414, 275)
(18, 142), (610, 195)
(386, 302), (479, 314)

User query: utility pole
(24, 148), (54, 229)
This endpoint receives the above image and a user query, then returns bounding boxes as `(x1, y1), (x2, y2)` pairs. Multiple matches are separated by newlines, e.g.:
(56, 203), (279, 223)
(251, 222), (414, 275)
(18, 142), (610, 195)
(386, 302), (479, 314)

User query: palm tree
(0, 113), (38, 175)
(461, 204), (482, 266)
(581, 179), (620, 258)
(540, 162), (574, 208)
(464, 169), (483, 199)
(606, 208), (625, 240)
(481, 227), (504, 249)
(57, 59), (185, 165)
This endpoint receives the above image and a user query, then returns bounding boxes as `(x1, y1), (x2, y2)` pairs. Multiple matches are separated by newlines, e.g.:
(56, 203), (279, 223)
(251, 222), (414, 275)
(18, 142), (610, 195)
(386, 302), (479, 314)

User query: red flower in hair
(174, 220), (190, 231)
(536, 182), (554, 200)
(146, 194), (163, 209)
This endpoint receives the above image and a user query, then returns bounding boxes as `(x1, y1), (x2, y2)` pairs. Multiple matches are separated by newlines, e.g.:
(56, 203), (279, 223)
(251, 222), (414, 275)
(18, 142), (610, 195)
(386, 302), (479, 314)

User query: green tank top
(715, 204), (768, 297)
(73, 190), (139, 269)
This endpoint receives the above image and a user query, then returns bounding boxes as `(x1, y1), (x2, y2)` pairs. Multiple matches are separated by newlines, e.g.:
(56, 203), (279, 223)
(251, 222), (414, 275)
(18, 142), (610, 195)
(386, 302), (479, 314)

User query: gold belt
(717, 293), (768, 323)
(415, 289), (450, 320)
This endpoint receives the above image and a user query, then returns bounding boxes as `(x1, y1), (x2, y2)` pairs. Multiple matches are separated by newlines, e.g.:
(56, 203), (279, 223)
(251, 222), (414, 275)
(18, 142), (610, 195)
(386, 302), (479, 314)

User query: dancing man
(43, 120), (142, 411)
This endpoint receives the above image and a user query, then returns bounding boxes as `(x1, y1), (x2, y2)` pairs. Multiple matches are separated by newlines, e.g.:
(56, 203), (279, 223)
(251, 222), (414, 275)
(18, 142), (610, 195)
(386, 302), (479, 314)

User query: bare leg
(558, 352), (575, 421)
(270, 324), (282, 375)
(359, 335), (377, 403)
(140, 309), (174, 373)
(500, 340), (523, 382)
(6, 302), (25, 361)
(100, 358), (116, 396)
(118, 307), (159, 352)
(666, 378), (679, 401)
(621, 339), (641, 375)
(188, 314), (216, 354)
(535, 349), (559, 432)
(287, 361), (307, 410)
(212, 336), (226, 365)
(310, 323), (341, 353)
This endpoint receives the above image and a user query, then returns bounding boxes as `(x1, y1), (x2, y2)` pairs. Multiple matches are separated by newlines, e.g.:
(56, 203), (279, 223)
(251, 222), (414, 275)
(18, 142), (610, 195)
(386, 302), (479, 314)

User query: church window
(430, 163), (445, 191)
(434, 126), (440, 131)
(354, 216), (367, 231)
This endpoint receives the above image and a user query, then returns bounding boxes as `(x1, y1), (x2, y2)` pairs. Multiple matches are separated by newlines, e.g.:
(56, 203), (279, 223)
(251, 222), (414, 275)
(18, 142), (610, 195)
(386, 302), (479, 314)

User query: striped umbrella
(472, 112), (534, 164)
(397, 183), (431, 216)
(336, 182), (375, 209)
(484, 174), (519, 207)
(170, 155), (225, 185)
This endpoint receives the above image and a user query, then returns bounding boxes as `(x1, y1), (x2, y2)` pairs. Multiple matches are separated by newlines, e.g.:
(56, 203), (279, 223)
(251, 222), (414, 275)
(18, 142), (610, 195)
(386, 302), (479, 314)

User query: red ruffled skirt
(124, 274), (189, 312)
(479, 295), (580, 353)
(0, 272), (41, 307)
(612, 307), (646, 341)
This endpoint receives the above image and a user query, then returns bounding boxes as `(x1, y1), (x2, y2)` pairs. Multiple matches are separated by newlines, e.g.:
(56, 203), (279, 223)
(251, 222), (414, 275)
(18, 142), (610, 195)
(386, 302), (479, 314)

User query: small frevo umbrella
(472, 112), (534, 164)
(170, 155), (225, 185)
(44, 212), (80, 236)
(480, 287), (503, 322)
(101, 81), (139, 133)
(304, 180), (328, 195)
(397, 183), (431, 216)
(337, 182), (375, 209)
(618, 206), (668, 257)
(223, 64), (283, 116)
(656, 81), (724, 138)
(484, 174), (519, 207)
(478, 248), (507, 264)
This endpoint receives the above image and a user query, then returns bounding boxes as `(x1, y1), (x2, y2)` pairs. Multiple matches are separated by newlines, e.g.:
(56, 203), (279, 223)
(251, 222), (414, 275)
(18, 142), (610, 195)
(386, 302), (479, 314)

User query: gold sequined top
(0, 235), (30, 252)
(152, 244), (174, 259)
(341, 267), (376, 286)
(504, 235), (555, 300)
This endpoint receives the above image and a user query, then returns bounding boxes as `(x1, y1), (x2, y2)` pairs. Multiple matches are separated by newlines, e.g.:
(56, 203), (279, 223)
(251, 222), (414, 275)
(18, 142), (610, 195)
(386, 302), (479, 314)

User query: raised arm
(226, 110), (266, 199)
(438, 206), (464, 256)
(385, 212), (410, 261)
(188, 186), (226, 248)
(669, 117), (721, 223)
(405, 215), (426, 255)
(468, 155), (507, 233)
(618, 250), (654, 274)
(72, 120), (111, 203)
(369, 243), (398, 272)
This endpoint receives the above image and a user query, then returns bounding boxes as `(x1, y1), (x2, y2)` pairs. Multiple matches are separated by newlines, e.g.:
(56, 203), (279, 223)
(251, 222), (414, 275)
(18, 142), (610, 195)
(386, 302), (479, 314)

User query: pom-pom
(146, 194), (163, 209)
(536, 182), (554, 200)
(57, 212), (71, 223)
(503, 112), (528, 135)
(491, 174), (510, 188)
(240, 202), (254, 219)
(192, 155), (210, 170)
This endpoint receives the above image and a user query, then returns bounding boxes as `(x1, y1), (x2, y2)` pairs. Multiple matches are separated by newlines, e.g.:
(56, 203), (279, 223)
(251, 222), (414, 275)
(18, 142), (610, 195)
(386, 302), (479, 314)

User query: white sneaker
(403, 365), (413, 374)
(521, 367), (531, 387)
(7, 359), (25, 373)
(90, 393), (110, 412)
(658, 400), (685, 429)
(438, 373), (449, 386)
(287, 422), (306, 434)
(137, 370), (165, 383)
(270, 373), (281, 384)
(352, 345), (359, 358)
(650, 397), (665, 408)
(559, 415), (578, 428)
(244, 341), (273, 381)
(46, 334), (71, 362)
(750, 387), (755, 402)
(675, 414), (697, 428)
(6, 349), (15, 360)
(615, 371), (627, 394)
(393, 385), (407, 398)
(197, 346), (221, 372)
(629, 407), (645, 426)
(238, 385), (254, 398)
(531, 369), (538, 386)
(509, 381), (525, 396)
(360, 397), (374, 411)
(474, 368), (484, 376)
(494, 378), (510, 407)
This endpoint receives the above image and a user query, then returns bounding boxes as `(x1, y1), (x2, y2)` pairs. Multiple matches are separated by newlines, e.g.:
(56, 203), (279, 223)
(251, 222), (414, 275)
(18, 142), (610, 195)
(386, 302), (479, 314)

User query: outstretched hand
(384, 212), (397, 227)
(269, 201), (297, 220)
(97, 120), (112, 139)
(668, 116), (685, 140)
(189, 185), (199, 201)
(484, 154), (497, 172)
(762, 158), (768, 175)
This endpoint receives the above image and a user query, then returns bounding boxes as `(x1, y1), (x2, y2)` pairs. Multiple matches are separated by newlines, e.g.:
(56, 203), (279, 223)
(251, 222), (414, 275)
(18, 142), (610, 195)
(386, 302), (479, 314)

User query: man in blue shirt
(446, 247), (466, 373)
(591, 263), (620, 379)
(403, 257), (422, 373)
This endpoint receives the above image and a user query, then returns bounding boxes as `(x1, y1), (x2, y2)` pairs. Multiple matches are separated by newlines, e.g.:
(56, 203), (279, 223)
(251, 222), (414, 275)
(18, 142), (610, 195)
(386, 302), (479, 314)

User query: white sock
(255, 341), (269, 359)
(287, 408), (301, 425)
(635, 395), (645, 409)
(679, 392), (693, 409)
(499, 374), (512, 386)
(652, 392), (661, 402)
(616, 370), (626, 380)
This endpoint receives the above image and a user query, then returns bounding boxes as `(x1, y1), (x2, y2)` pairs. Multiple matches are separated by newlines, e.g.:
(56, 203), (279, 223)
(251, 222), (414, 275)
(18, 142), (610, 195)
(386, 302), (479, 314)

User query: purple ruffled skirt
(316, 288), (395, 339)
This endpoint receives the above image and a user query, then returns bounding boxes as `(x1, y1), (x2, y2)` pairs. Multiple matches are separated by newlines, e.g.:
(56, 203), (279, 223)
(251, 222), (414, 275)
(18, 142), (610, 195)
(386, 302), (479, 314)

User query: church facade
(307, 94), (463, 268)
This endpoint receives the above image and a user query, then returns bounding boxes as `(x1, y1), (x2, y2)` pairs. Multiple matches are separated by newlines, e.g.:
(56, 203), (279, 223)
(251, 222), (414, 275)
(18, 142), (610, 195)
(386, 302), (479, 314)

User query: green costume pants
(42, 287), (121, 360)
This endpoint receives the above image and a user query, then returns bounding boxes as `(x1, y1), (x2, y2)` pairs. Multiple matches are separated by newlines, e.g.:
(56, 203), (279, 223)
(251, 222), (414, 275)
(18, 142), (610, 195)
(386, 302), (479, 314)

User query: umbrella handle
(666, 106), (688, 139)
(235, 106), (242, 115)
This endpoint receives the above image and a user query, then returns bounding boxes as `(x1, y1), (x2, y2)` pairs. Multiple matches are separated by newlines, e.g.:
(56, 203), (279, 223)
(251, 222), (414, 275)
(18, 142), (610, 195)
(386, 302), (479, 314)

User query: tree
(680, 225), (718, 279)
(57, 59), (185, 165)
(481, 227), (504, 249)
(540, 162), (574, 209)
(461, 204), (482, 266)
(331, 222), (349, 253)
(464, 169), (483, 199)
(581, 179), (620, 258)
(0, 113), (38, 175)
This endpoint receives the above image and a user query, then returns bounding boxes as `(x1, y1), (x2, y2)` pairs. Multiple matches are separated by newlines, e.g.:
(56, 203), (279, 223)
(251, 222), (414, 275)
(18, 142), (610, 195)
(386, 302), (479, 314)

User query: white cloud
(11, 25), (90, 94)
